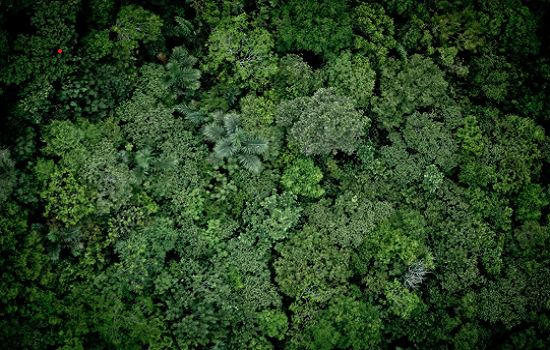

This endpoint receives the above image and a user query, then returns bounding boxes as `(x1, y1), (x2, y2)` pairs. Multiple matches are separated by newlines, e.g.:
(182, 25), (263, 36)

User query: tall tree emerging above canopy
(276, 88), (369, 156)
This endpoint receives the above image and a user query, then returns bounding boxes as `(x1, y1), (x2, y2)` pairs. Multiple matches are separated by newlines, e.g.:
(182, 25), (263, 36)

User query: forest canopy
(1, 0), (550, 349)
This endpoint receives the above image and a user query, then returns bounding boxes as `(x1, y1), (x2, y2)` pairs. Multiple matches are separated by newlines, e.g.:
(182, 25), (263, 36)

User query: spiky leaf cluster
(175, 103), (208, 124)
(165, 45), (201, 93)
(203, 112), (268, 173)
(403, 260), (431, 290)
(45, 226), (83, 260)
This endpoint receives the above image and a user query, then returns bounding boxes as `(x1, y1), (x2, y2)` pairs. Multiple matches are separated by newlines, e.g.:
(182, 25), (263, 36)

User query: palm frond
(175, 103), (207, 124)
(59, 227), (81, 244)
(117, 150), (132, 164)
(229, 129), (246, 150)
(224, 113), (241, 134)
(203, 123), (226, 142)
(47, 229), (61, 243)
(226, 88), (241, 108)
(171, 46), (191, 63)
(237, 153), (262, 173)
(242, 136), (269, 154)
(212, 110), (225, 124)
(166, 46), (201, 90)
(214, 137), (237, 158)
(185, 78), (201, 91)
(49, 244), (61, 261)
(164, 16), (194, 38)
(396, 42), (408, 63)
(168, 65), (201, 90)
(135, 148), (154, 172)
(179, 54), (199, 68)
(174, 16), (194, 39)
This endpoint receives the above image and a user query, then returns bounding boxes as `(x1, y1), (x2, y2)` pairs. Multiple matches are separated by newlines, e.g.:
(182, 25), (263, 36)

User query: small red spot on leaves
(58, 49), (62, 53)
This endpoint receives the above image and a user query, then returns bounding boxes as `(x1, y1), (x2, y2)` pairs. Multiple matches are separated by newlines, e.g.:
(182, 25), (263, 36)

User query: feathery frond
(212, 110), (226, 124)
(214, 137), (237, 158)
(238, 153), (262, 173)
(175, 103), (207, 124)
(166, 46), (201, 91)
(174, 16), (194, 38)
(203, 123), (226, 142)
(224, 113), (241, 134)
(229, 129), (246, 150)
(242, 136), (269, 154)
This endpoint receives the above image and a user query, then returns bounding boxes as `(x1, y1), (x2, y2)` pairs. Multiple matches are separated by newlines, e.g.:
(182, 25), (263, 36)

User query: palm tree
(46, 226), (83, 260)
(165, 45), (201, 92)
(203, 112), (268, 173)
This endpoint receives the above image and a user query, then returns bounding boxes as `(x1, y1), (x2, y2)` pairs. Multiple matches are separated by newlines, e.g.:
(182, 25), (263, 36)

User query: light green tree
(323, 51), (376, 107)
(281, 158), (325, 198)
(204, 14), (277, 89)
(352, 2), (396, 64)
(276, 88), (369, 156)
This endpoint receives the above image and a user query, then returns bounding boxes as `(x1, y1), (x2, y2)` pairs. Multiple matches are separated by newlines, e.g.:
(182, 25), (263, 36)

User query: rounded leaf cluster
(278, 88), (369, 156)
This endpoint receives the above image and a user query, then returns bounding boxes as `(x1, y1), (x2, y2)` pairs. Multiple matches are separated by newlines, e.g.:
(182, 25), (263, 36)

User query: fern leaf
(175, 104), (207, 123)
(238, 153), (262, 173)
(174, 16), (194, 39)
(203, 123), (226, 142)
(242, 136), (269, 154)
(224, 113), (241, 134)
(212, 110), (225, 124)
(229, 129), (246, 150)
(214, 137), (237, 158)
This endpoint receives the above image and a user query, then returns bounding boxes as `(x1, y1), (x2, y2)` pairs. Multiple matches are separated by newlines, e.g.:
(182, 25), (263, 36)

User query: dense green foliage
(1, 0), (550, 349)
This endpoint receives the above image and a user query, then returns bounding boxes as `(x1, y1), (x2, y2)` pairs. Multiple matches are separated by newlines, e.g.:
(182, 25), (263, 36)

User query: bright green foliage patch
(281, 158), (325, 198)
